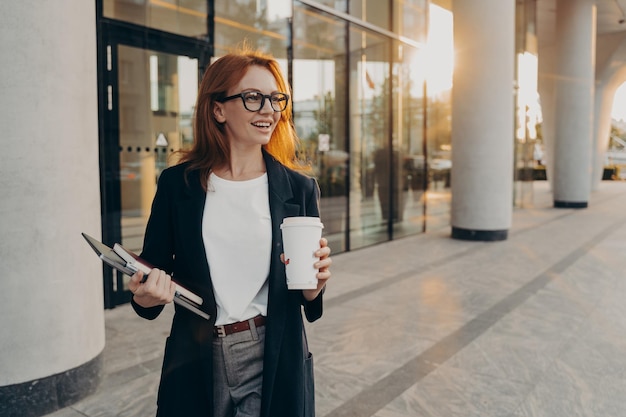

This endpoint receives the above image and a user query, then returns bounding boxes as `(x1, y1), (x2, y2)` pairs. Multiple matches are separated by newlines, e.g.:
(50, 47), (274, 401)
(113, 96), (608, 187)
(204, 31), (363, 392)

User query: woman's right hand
(129, 268), (177, 308)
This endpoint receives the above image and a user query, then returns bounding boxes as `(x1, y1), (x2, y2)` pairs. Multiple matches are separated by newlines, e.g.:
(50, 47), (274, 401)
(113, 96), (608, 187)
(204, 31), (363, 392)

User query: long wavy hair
(178, 48), (303, 191)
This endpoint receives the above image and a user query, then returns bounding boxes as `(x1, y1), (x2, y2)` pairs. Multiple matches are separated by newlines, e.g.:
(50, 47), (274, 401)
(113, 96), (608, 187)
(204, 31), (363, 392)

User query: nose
(258, 96), (274, 114)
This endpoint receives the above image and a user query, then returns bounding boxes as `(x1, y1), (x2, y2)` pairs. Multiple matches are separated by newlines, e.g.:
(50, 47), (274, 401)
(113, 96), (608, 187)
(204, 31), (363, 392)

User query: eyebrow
(239, 88), (281, 94)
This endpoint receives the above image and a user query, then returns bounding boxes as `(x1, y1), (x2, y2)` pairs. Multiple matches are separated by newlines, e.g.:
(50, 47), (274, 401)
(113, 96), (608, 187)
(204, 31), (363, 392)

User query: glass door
(101, 40), (201, 307)
(117, 45), (197, 249)
(348, 27), (393, 249)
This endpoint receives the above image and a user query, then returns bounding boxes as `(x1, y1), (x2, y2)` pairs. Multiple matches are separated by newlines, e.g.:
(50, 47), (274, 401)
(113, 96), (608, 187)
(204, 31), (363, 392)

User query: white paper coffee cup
(280, 217), (324, 290)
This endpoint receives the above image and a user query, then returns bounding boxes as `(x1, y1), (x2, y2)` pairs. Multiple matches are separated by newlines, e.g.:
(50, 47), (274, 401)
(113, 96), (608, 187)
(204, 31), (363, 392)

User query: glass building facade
(97, 0), (454, 307)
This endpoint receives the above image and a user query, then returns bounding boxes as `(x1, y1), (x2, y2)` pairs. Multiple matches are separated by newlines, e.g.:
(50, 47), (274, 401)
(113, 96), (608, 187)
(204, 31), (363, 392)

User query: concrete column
(450, 0), (515, 241)
(0, 1), (104, 416)
(552, 0), (596, 208)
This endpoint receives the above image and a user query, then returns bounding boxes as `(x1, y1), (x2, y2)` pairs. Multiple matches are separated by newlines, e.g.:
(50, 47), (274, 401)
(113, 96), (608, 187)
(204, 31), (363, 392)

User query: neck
(214, 146), (266, 181)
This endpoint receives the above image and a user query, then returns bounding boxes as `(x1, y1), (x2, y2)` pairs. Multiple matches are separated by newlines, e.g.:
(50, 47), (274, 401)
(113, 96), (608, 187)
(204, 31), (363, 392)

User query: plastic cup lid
(280, 216), (324, 228)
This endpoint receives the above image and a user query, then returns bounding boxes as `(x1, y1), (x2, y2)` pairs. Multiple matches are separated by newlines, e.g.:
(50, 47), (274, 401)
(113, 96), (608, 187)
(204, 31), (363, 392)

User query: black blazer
(131, 150), (323, 417)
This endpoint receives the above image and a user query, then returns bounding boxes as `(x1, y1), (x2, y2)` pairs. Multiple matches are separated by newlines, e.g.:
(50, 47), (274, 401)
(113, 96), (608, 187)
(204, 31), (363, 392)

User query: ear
(213, 102), (226, 123)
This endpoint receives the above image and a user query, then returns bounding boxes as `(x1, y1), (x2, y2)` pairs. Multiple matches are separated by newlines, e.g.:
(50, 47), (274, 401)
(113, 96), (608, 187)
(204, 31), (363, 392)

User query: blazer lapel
(264, 150), (301, 220)
(261, 150), (301, 402)
(264, 150), (302, 276)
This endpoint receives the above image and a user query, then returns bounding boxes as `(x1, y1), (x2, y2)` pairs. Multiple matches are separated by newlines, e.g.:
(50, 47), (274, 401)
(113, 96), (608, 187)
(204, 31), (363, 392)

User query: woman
(128, 48), (332, 417)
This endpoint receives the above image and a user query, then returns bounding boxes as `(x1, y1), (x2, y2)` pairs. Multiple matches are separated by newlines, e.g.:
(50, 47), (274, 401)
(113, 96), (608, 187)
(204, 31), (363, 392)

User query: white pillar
(0, 1), (105, 415)
(450, 0), (515, 241)
(552, 0), (596, 208)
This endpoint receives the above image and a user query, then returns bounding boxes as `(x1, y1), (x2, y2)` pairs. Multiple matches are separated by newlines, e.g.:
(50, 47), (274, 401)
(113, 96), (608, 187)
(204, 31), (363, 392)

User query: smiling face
(212, 65), (283, 150)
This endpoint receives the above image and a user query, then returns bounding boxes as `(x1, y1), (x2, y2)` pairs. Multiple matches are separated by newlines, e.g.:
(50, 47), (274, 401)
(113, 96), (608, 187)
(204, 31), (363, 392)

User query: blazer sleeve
(131, 168), (177, 320)
(302, 177), (324, 322)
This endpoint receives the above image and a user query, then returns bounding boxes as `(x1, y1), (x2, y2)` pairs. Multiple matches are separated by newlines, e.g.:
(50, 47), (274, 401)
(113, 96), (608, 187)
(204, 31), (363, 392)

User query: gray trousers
(212, 320), (266, 417)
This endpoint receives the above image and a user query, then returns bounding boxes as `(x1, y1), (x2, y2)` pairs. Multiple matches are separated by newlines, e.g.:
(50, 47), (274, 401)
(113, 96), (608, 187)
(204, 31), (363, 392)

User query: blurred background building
(1, 0), (626, 415)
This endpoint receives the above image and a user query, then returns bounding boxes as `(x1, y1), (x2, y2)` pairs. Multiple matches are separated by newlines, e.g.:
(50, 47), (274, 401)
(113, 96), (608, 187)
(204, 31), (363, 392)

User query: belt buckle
(215, 325), (226, 338)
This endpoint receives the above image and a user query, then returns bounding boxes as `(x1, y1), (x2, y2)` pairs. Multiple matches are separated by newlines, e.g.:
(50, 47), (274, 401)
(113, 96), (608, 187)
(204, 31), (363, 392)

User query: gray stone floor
(45, 181), (626, 417)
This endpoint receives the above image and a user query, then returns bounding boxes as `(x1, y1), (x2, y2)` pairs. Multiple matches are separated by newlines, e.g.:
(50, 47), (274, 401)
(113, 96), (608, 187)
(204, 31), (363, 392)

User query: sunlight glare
(516, 52), (542, 141)
(412, 5), (454, 96)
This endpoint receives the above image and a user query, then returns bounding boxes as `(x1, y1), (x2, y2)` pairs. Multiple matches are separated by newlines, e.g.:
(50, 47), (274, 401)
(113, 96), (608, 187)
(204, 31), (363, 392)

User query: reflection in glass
(422, 4), (453, 232)
(393, 42), (428, 239)
(292, 4), (348, 253)
(348, 28), (391, 249)
(117, 46), (198, 259)
(393, 0), (428, 40)
(103, 0), (207, 38)
(349, 0), (390, 30)
(214, 0), (290, 59)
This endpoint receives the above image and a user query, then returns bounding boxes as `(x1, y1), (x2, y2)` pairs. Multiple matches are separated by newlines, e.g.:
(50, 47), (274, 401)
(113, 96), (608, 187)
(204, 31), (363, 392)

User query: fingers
(315, 238), (331, 260)
(132, 269), (176, 308)
(315, 238), (332, 282)
(314, 255), (332, 272)
(168, 280), (177, 303)
(145, 269), (174, 300)
(128, 271), (144, 293)
(315, 238), (331, 270)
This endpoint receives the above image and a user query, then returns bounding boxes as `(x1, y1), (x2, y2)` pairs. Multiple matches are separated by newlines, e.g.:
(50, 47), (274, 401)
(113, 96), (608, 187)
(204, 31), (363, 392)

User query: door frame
(97, 17), (212, 308)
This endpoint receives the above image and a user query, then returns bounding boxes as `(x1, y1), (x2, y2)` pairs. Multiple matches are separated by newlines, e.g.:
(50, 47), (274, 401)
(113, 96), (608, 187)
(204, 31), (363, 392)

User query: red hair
(178, 48), (303, 191)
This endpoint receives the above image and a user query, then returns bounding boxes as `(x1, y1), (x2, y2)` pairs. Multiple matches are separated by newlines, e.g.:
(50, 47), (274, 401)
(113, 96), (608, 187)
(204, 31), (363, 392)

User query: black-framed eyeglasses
(217, 91), (290, 112)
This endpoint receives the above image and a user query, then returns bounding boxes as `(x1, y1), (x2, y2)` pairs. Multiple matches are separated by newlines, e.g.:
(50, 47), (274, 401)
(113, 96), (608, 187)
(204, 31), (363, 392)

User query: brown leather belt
(214, 315), (266, 338)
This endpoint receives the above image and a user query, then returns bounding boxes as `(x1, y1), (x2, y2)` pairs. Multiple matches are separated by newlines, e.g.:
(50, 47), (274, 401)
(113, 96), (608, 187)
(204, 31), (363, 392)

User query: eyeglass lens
(242, 92), (288, 112)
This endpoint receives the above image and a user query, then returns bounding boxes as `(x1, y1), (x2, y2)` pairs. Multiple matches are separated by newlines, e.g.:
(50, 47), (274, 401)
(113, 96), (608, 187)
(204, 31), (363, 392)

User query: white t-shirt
(202, 172), (272, 325)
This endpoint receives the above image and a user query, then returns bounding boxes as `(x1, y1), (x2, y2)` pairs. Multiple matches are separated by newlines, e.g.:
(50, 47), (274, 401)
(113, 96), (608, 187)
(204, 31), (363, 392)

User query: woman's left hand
(302, 237), (332, 301)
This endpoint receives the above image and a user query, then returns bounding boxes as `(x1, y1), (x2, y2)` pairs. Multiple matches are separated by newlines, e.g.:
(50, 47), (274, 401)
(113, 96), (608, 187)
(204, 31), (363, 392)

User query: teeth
(253, 122), (271, 128)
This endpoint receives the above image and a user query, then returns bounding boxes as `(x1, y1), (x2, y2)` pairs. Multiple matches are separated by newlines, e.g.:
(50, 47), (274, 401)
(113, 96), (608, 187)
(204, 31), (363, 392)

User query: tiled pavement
(45, 181), (626, 417)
